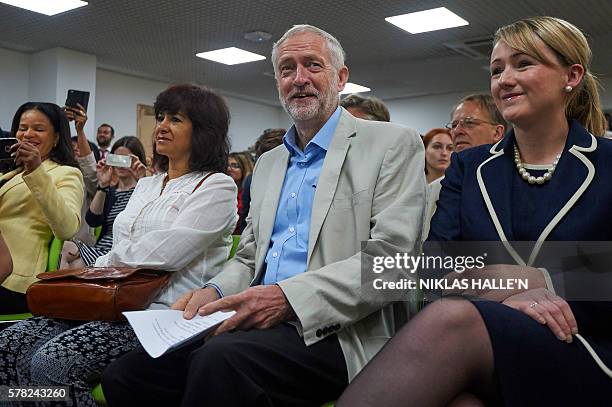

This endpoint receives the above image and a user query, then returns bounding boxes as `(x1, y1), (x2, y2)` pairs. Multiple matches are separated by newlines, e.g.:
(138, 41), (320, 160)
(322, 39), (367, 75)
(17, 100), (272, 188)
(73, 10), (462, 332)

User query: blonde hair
(494, 16), (606, 135)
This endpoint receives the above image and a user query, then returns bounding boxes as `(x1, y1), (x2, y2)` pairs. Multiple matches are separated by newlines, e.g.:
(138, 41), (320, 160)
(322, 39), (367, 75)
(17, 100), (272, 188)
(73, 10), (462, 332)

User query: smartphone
(65, 89), (90, 111)
(0, 137), (18, 172)
(106, 153), (132, 168)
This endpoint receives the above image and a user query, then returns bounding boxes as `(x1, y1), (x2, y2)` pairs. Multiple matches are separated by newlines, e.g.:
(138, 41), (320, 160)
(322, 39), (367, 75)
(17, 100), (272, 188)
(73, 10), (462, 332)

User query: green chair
(229, 234), (240, 259)
(92, 384), (106, 406)
(0, 236), (63, 325)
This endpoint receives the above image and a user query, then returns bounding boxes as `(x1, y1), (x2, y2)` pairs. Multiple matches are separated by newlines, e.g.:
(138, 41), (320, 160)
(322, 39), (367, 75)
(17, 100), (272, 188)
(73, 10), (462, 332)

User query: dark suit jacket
(428, 119), (612, 377)
(430, 120), (612, 251)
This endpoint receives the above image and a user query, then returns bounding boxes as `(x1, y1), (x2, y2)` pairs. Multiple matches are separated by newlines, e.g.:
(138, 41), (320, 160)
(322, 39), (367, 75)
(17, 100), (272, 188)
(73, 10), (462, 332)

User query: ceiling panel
(1, 0), (611, 105)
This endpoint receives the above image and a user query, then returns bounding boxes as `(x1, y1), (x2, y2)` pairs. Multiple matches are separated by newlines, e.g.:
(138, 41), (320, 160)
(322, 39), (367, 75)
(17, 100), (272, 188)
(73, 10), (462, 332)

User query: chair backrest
(47, 236), (63, 272)
(229, 235), (240, 259)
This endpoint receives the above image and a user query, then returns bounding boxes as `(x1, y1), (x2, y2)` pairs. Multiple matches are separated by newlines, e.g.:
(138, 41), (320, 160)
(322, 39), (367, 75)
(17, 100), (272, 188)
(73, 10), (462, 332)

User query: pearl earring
(564, 85), (573, 93)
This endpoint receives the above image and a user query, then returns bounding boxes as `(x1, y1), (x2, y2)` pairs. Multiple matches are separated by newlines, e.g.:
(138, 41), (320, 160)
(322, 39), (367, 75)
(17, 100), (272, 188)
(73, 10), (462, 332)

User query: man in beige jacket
(104, 25), (425, 406)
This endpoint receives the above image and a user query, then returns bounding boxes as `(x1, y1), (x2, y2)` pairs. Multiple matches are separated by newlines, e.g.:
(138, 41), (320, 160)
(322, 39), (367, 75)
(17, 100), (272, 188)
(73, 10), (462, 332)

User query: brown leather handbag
(26, 267), (171, 321)
(25, 171), (217, 321)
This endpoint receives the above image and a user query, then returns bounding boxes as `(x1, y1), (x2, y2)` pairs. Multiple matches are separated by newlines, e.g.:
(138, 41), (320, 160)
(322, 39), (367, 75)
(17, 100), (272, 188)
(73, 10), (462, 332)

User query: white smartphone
(106, 153), (132, 168)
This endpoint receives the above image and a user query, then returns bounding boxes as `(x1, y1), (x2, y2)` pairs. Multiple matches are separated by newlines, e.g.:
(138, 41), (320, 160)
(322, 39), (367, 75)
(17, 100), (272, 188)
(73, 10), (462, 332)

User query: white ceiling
(1, 0), (611, 106)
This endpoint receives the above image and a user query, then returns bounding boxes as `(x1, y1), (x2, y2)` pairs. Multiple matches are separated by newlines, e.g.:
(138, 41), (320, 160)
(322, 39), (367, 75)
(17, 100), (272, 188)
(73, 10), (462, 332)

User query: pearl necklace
(513, 144), (561, 185)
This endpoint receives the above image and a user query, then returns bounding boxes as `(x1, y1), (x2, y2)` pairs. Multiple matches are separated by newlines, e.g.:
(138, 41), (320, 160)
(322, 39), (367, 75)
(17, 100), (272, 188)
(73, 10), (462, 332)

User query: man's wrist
(96, 184), (109, 192)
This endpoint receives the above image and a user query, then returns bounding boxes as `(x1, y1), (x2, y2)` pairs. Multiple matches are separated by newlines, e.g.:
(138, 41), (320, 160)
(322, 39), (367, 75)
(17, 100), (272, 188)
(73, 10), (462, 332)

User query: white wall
(95, 69), (284, 151)
(385, 90), (485, 134)
(0, 48), (29, 131)
(3, 46), (612, 141)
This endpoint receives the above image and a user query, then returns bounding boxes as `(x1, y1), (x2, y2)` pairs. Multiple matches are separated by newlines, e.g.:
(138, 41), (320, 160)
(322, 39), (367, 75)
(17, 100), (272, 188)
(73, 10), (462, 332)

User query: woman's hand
(64, 103), (88, 132)
(96, 159), (112, 187)
(13, 141), (42, 174)
(129, 154), (147, 180)
(502, 288), (577, 343)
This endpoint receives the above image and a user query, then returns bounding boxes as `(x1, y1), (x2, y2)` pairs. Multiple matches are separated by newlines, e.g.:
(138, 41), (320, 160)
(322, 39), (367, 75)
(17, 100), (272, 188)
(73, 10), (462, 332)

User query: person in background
(448, 94), (505, 153)
(239, 128), (286, 233)
(0, 84), (237, 406)
(96, 123), (115, 160)
(65, 104), (100, 245)
(60, 136), (147, 268)
(422, 128), (453, 184)
(422, 94), (506, 240)
(338, 16), (612, 406)
(227, 151), (254, 234)
(0, 102), (83, 313)
(340, 93), (390, 122)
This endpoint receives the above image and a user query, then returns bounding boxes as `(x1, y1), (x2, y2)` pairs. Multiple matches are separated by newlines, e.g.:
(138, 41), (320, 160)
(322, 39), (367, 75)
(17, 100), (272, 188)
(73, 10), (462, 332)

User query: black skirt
(471, 300), (612, 407)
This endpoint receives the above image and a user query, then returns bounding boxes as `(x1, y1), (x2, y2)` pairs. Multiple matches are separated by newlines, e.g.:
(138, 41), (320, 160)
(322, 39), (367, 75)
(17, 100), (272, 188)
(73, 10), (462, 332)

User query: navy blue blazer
(429, 120), (612, 259)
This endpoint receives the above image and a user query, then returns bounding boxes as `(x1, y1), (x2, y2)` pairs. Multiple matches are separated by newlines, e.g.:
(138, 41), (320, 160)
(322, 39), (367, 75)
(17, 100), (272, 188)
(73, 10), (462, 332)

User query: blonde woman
(339, 16), (611, 406)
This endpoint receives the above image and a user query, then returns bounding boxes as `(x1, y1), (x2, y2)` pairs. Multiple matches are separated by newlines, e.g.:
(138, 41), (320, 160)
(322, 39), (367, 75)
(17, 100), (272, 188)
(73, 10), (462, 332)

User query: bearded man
(103, 24), (426, 406)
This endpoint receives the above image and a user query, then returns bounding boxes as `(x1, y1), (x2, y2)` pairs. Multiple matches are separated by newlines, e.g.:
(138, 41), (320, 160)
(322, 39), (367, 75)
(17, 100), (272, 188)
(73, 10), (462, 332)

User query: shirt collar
(283, 106), (342, 156)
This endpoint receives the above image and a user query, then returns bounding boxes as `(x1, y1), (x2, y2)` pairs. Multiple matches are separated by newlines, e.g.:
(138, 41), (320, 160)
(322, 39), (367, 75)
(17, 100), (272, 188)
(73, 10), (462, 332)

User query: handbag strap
(191, 171), (217, 193)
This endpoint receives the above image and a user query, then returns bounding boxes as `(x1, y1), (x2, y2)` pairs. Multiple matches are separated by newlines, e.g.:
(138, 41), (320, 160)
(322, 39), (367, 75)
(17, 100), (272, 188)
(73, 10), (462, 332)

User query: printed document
(124, 309), (235, 358)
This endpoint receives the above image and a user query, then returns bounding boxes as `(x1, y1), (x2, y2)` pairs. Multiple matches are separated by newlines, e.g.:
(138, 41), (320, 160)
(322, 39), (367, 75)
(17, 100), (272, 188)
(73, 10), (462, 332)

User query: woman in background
(228, 151), (254, 234)
(422, 128), (454, 184)
(60, 136), (147, 268)
(0, 102), (83, 313)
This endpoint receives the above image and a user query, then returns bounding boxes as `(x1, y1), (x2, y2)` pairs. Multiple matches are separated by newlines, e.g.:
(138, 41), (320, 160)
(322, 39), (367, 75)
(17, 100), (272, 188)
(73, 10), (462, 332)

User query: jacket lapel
(476, 137), (526, 264)
(307, 110), (354, 266)
(528, 121), (597, 265)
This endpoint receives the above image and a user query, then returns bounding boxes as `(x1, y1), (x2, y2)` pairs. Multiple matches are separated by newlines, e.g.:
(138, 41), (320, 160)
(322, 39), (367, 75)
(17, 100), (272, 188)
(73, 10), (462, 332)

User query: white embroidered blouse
(95, 171), (237, 308)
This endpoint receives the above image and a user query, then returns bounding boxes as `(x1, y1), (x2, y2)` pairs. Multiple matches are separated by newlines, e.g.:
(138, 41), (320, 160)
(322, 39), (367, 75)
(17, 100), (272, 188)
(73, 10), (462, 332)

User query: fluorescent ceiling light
(385, 7), (468, 34)
(0, 0), (87, 16)
(340, 82), (371, 94)
(196, 47), (266, 65)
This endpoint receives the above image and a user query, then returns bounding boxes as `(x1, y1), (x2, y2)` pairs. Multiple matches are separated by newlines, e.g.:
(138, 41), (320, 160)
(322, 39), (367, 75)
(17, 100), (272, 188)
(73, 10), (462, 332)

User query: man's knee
(189, 332), (245, 373)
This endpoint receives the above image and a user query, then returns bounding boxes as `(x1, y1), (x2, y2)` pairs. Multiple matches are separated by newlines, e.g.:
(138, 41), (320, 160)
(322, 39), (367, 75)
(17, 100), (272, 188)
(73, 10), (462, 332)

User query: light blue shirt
(262, 107), (342, 285)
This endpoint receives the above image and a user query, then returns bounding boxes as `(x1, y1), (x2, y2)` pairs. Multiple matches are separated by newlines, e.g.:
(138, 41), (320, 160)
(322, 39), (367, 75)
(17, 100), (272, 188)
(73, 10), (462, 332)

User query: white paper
(123, 309), (235, 358)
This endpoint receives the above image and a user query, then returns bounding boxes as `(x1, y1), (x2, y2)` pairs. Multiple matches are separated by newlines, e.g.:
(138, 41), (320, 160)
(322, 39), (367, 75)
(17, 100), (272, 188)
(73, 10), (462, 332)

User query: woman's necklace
(513, 144), (561, 185)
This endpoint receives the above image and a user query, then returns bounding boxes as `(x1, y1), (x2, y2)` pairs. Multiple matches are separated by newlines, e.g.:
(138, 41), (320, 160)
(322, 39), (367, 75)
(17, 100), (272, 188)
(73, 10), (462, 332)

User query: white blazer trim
(476, 141), (527, 266)
(575, 333), (612, 379)
(527, 134), (597, 265)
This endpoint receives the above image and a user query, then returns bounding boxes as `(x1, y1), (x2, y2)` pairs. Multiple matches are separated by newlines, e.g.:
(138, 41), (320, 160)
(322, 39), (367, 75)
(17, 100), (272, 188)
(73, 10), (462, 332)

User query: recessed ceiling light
(340, 83), (371, 95)
(0, 0), (88, 16)
(385, 7), (468, 34)
(196, 47), (266, 65)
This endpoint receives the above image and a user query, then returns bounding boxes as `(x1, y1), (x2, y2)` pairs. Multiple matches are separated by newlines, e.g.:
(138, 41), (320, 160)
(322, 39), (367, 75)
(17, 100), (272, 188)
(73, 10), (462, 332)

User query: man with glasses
(447, 94), (505, 152)
(424, 94), (505, 239)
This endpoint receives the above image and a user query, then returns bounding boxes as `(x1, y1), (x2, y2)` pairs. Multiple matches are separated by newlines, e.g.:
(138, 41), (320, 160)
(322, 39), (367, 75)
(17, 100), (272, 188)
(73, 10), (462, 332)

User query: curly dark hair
(11, 102), (78, 168)
(152, 84), (230, 173)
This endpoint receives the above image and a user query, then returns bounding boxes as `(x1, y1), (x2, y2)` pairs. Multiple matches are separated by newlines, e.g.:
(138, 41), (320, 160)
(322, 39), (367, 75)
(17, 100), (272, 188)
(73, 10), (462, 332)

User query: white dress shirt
(95, 171), (238, 308)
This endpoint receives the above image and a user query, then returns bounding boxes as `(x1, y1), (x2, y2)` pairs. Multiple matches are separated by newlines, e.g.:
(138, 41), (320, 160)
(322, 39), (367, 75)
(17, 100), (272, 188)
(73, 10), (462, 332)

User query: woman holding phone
(0, 102), (83, 314)
(60, 136), (147, 268)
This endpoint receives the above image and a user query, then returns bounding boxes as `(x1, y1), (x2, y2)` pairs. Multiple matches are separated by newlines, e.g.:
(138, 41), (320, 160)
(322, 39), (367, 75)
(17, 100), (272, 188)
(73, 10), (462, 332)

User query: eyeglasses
(228, 163), (241, 169)
(445, 117), (497, 131)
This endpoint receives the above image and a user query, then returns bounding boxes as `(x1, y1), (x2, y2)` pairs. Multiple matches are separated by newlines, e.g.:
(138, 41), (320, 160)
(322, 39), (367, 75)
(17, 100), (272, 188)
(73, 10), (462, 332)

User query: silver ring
(529, 302), (539, 308)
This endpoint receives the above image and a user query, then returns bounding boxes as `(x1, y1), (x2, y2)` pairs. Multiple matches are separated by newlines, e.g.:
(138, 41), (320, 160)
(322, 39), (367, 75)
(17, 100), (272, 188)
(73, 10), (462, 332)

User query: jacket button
(322, 327), (329, 335)
(334, 324), (341, 330)
(316, 329), (323, 338)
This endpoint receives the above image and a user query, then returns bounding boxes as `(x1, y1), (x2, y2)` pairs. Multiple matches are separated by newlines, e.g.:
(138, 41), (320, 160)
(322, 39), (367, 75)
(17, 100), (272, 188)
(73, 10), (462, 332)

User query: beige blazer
(207, 108), (426, 380)
(0, 160), (84, 293)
